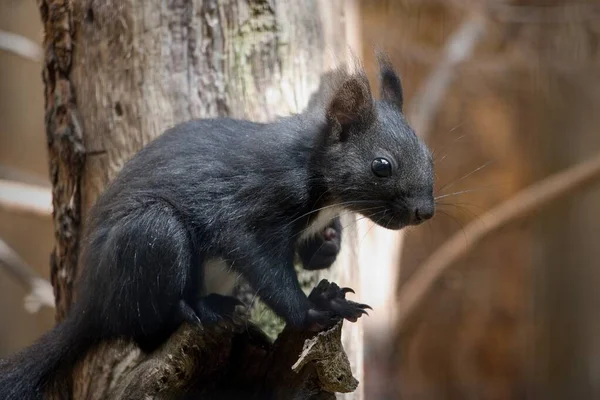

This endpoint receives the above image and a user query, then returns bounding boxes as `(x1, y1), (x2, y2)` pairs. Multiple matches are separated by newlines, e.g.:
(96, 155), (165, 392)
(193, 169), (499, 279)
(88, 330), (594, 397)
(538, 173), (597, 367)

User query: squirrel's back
(86, 116), (318, 248)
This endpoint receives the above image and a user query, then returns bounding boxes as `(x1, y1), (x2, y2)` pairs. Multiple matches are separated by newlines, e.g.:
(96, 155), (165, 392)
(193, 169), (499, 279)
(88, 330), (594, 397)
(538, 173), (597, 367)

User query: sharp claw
(346, 300), (372, 310)
(341, 287), (355, 295)
(309, 280), (372, 325)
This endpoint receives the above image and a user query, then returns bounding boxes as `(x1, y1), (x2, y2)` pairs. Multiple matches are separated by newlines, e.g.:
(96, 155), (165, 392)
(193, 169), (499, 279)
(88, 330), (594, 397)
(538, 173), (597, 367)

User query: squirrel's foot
(304, 280), (371, 332)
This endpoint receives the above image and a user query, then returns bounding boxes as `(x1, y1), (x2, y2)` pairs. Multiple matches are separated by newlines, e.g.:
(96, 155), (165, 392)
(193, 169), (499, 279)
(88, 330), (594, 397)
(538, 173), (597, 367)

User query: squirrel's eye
(371, 157), (392, 177)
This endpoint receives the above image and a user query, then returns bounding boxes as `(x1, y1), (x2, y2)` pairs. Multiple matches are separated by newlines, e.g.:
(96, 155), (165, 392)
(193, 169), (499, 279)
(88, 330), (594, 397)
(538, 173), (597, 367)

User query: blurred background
(1, 0), (600, 399)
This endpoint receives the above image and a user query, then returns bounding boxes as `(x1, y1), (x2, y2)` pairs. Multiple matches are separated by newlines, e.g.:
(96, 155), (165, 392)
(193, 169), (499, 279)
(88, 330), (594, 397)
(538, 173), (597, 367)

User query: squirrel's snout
(408, 198), (435, 225)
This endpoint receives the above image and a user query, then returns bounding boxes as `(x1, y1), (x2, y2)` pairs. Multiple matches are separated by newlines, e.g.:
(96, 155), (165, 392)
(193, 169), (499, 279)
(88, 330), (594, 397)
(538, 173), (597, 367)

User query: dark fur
(0, 56), (434, 399)
(297, 217), (343, 270)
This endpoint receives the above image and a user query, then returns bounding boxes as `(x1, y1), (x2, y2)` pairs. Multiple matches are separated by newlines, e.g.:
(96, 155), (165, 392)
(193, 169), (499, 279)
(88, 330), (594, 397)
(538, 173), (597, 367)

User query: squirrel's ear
(326, 73), (374, 141)
(377, 52), (403, 111)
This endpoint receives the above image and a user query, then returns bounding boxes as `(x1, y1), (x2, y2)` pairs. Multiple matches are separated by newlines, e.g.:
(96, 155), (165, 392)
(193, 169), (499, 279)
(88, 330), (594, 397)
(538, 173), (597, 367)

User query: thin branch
(0, 164), (51, 187)
(488, 3), (600, 24)
(400, 0), (600, 24)
(0, 237), (55, 312)
(387, 40), (600, 74)
(396, 151), (600, 332)
(0, 30), (43, 62)
(0, 179), (52, 217)
(407, 14), (487, 138)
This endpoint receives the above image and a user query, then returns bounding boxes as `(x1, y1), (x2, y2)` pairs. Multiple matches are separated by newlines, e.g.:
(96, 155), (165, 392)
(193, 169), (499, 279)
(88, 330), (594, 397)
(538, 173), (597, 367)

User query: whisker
(384, 213), (395, 230)
(308, 184), (356, 212)
(435, 153), (449, 165)
(431, 131), (466, 161)
(435, 202), (491, 229)
(341, 210), (387, 231)
(449, 123), (464, 133)
(436, 209), (468, 243)
(358, 210), (388, 246)
(285, 200), (386, 230)
(435, 160), (495, 195)
(296, 208), (388, 267)
(435, 201), (489, 214)
(291, 206), (386, 241)
(435, 186), (495, 200)
(438, 203), (482, 221)
(424, 218), (435, 250)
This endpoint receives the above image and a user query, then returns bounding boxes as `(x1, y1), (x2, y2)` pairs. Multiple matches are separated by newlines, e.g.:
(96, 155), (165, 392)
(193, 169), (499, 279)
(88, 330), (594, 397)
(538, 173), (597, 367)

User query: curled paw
(304, 279), (372, 331)
(298, 217), (342, 270)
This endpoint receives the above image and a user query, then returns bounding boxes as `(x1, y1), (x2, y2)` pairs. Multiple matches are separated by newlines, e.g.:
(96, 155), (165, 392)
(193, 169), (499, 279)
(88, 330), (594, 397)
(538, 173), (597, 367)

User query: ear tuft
(326, 72), (374, 137)
(377, 51), (404, 111)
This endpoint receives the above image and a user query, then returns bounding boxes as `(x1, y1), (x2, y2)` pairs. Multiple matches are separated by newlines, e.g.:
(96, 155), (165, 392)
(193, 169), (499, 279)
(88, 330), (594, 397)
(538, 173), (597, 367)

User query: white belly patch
(203, 207), (340, 295)
(203, 258), (238, 296)
(297, 207), (341, 243)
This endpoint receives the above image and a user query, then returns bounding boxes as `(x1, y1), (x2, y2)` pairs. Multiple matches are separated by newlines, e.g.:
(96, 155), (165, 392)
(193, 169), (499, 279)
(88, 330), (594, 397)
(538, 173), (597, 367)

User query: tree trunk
(40, 0), (364, 398)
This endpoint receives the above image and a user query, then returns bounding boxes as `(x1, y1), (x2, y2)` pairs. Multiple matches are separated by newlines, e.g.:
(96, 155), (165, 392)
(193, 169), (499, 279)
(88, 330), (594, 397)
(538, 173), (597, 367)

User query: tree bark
(40, 0), (364, 398)
(39, 0), (86, 323)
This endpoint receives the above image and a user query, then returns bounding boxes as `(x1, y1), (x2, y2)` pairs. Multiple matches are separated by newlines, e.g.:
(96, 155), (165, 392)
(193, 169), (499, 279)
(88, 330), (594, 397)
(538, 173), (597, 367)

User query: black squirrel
(0, 54), (434, 399)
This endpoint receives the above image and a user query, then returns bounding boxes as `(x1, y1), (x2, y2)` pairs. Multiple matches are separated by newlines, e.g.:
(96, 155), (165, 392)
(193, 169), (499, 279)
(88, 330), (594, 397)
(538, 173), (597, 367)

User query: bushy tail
(0, 307), (98, 400)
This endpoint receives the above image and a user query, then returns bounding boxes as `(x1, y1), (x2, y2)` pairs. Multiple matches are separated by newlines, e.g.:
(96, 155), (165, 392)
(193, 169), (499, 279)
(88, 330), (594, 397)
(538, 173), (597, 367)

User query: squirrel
(0, 54), (434, 399)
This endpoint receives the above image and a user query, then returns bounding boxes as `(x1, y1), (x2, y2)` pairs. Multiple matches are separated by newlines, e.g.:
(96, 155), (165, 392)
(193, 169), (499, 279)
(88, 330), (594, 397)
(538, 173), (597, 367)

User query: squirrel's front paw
(304, 279), (371, 332)
(298, 217), (342, 271)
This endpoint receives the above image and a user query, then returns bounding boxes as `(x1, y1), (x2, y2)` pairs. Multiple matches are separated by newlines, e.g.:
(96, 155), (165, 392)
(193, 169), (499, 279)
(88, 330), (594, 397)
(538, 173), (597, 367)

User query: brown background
(0, 0), (55, 356)
(2, 0), (600, 398)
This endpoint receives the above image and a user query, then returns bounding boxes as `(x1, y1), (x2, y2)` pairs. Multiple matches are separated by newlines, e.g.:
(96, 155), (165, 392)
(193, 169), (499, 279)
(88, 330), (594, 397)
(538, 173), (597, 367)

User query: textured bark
(40, 0), (363, 398)
(100, 287), (357, 400)
(39, 0), (86, 322)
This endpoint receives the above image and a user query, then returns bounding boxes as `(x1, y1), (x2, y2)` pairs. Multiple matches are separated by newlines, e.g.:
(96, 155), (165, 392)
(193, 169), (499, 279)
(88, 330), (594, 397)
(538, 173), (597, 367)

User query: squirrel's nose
(410, 199), (435, 225)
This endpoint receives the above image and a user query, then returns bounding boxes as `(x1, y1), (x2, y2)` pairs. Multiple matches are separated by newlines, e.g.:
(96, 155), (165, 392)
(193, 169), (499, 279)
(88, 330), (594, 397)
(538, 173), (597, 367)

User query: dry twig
(0, 164), (51, 187)
(0, 237), (54, 312)
(0, 179), (52, 217)
(407, 14), (486, 138)
(0, 30), (43, 62)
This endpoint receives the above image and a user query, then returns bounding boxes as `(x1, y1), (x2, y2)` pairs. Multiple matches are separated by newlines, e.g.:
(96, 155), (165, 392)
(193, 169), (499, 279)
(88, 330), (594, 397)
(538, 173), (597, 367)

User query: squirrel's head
(314, 54), (434, 230)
